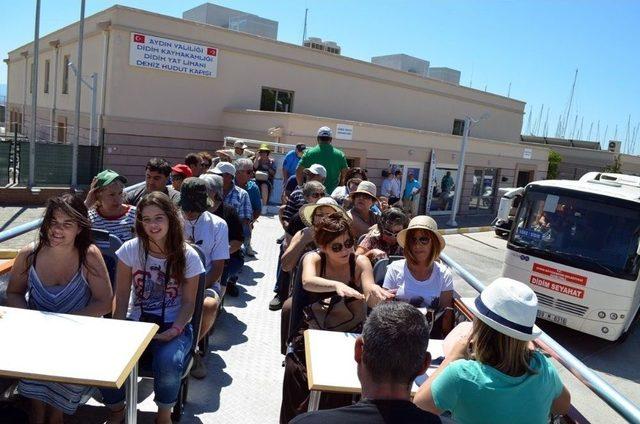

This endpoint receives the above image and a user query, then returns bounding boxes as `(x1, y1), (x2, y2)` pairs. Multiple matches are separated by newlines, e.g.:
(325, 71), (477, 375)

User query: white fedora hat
(465, 278), (542, 341)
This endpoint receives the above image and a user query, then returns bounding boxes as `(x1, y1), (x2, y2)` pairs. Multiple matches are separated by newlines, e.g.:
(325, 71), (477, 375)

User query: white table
(304, 329), (444, 411)
(0, 306), (157, 423)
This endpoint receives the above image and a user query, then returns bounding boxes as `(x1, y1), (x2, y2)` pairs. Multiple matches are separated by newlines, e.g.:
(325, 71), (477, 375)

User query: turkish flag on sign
(133, 34), (145, 43)
(207, 47), (217, 56)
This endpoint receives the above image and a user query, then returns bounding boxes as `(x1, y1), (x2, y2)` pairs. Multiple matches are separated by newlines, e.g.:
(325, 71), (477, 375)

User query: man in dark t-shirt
(291, 303), (441, 424)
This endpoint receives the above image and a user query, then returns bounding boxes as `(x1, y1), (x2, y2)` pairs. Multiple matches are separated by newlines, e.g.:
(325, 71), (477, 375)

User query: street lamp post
(69, 63), (98, 147)
(447, 113), (490, 227)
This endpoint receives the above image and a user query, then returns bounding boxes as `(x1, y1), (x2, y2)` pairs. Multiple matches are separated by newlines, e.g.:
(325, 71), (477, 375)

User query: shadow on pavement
(0, 207), (27, 232)
(210, 311), (249, 352)
(187, 352), (233, 416)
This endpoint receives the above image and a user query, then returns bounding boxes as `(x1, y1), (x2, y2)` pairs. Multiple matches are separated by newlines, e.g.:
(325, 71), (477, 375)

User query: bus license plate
(537, 310), (567, 326)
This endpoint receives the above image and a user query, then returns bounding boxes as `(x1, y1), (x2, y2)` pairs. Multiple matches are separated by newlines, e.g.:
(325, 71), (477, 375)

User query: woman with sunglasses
(382, 215), (454, 336)
(356, 207), (409, 263)
(347, 181), (380, 239)
(280, 212), (391, 423)
(253, 143), (277, 206)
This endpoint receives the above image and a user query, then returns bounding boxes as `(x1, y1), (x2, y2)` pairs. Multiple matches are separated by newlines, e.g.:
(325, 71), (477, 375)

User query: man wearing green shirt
(296, 126), (348, 194)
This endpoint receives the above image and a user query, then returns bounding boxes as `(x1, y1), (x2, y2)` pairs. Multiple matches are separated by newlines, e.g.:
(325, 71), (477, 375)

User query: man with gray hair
(291, 302), (441, 423)
(234, 157), (262, 256)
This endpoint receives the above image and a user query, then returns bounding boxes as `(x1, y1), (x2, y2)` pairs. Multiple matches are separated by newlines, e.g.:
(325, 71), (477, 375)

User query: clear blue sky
(2, 1), (639, 152)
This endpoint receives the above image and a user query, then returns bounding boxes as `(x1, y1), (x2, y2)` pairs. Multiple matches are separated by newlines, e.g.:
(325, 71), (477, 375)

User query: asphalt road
(443, 231), (639, 424)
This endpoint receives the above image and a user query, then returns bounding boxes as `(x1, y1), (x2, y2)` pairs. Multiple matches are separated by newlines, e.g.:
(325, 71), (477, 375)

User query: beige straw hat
(396, 215), (445, 250)
(299, 197), (350, 227)
(349, 181), (377, 200)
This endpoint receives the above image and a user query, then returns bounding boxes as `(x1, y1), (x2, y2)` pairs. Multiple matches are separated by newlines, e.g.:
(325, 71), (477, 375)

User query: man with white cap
(216, 139), (255, 162)
(414, 278), (571, 423)
(212, 161), (254, 256)
(295, 126), (348, 194)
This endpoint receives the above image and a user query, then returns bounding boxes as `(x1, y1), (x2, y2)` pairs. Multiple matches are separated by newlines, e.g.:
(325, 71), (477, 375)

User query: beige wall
(8, 5), (525, 145)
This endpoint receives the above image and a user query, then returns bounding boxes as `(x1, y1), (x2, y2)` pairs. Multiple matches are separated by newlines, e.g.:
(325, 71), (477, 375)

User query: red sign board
(133, 33), (145, 43)
(207, 47), (217, 56)
(530, 276), (585, 299)
(532, 263), (587, 286)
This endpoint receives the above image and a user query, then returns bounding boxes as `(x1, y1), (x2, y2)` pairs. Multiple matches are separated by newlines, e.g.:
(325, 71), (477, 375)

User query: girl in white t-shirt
(102, 192), (204, 424)
(383, 215), (454, 336)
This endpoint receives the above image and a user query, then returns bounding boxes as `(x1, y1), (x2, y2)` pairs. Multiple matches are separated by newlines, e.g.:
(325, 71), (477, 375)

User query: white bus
(502, 172), (640, 341)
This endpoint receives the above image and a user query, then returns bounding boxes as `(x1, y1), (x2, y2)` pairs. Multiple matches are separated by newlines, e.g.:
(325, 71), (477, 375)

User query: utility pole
(302, 8), (308, 44)
(28, 0), (41, 188)
(72, 0), (86, 189)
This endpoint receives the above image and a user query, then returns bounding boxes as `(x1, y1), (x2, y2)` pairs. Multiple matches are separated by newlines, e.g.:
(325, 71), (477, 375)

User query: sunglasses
(330, 238), (355, 253)
(382, 228), (401, 238)
(309, 192), (326, 199)
(410, 236), (431, 245)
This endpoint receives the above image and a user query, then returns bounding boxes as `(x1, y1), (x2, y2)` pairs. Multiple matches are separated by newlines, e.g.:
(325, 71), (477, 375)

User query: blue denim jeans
(221, 252), (244, 286)
(101, 324), (193, 409)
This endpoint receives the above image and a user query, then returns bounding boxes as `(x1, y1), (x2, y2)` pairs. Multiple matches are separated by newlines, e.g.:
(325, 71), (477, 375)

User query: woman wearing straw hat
(382, 215), (454, 336)
(253, 143), (277, 207)
(347, 181), (379, 239)
(414, 278), (571, 424)
(279, 197), (350, 353)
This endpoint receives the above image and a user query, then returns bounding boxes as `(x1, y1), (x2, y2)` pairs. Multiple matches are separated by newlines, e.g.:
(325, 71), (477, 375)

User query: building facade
(5, 5), (548, 216)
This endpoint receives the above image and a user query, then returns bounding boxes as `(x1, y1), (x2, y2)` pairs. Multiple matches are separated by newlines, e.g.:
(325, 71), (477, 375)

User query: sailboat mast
(562, 68), (578, 138)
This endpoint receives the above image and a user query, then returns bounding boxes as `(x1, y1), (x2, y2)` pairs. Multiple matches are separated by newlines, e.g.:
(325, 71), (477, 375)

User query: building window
(62, 55), (70, 94)
(260, 87), (294, 112)
(30, 63), (34, 94)
(452, 119), (466, 136)
(57, 117), (67, 142)
(44, 60), (50, 93)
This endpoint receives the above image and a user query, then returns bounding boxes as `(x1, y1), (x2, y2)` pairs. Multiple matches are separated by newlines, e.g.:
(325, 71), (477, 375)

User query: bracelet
(171, 325), (183, 335)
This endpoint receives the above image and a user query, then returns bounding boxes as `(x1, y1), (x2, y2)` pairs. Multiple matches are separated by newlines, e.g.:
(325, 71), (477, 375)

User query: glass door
(468, 168), (497, 212)
(388, 161), (424, 214)
(428, 166), (458, 215)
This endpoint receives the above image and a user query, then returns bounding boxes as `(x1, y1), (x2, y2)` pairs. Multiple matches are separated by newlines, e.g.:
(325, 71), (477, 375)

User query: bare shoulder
(85, 244), (107, 269)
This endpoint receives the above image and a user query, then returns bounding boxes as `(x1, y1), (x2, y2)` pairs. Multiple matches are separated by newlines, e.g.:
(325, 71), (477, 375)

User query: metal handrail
(440, 252), (640, 424)
(0, 182), (145, 244)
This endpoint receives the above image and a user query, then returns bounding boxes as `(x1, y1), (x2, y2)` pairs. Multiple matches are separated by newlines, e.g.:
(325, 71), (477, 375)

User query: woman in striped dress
(6, 194), (113, 423)
(85, 169), (137, 249)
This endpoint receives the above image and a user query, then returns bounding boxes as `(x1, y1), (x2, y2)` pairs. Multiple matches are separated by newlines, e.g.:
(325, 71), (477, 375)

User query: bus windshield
(509, 185), (640, 281)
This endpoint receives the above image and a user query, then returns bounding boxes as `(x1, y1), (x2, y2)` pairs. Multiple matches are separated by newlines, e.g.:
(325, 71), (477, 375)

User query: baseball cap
(171, 164), (193, 178)
(212, 161), (237, 176)
(94, 169), (127, 188)
(317, 126), (333, 138)
(234, 140), (248, 149)
(179, 177), (212, 213)
(296, 143), (307, 152)
(305, 163), (327, 178)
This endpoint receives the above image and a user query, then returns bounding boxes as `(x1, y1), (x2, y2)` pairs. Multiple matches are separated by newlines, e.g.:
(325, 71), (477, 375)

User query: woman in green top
(414, 278), (572, 424)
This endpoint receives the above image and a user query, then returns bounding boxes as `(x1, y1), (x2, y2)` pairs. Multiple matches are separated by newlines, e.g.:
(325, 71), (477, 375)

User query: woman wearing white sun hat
(414, 278), (572, 424)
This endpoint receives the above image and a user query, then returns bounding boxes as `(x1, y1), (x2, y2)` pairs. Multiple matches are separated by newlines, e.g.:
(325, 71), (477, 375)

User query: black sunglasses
(410, 236), (431, 245)
(330, 238), (355, 253)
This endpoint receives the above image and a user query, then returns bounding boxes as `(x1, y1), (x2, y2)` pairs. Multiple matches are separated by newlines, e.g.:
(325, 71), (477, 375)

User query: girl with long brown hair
(102, 192), (204, 424)
(7, 193), (112, 423)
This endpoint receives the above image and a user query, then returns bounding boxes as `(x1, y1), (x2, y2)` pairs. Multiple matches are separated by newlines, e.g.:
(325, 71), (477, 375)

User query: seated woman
(347, 181), (379, 239)
(85, 169), (136, 249)
(279, 197), (348, 353)
(6, 193), (112, 423)
(382, 215), (454, 336)
(253, 143), (277, 207)
(280, 213), (390, 423)
(101, 192), (205, 424)
(355, 207), (408, 263)
(330, 167), (367, 208)
(414, 278), (571, 424)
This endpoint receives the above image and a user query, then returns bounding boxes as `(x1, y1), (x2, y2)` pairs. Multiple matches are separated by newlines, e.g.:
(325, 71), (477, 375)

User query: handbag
(303, 253), (366, 333)
(255, 170), (269, 181)
(305, 295), (366, 333)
